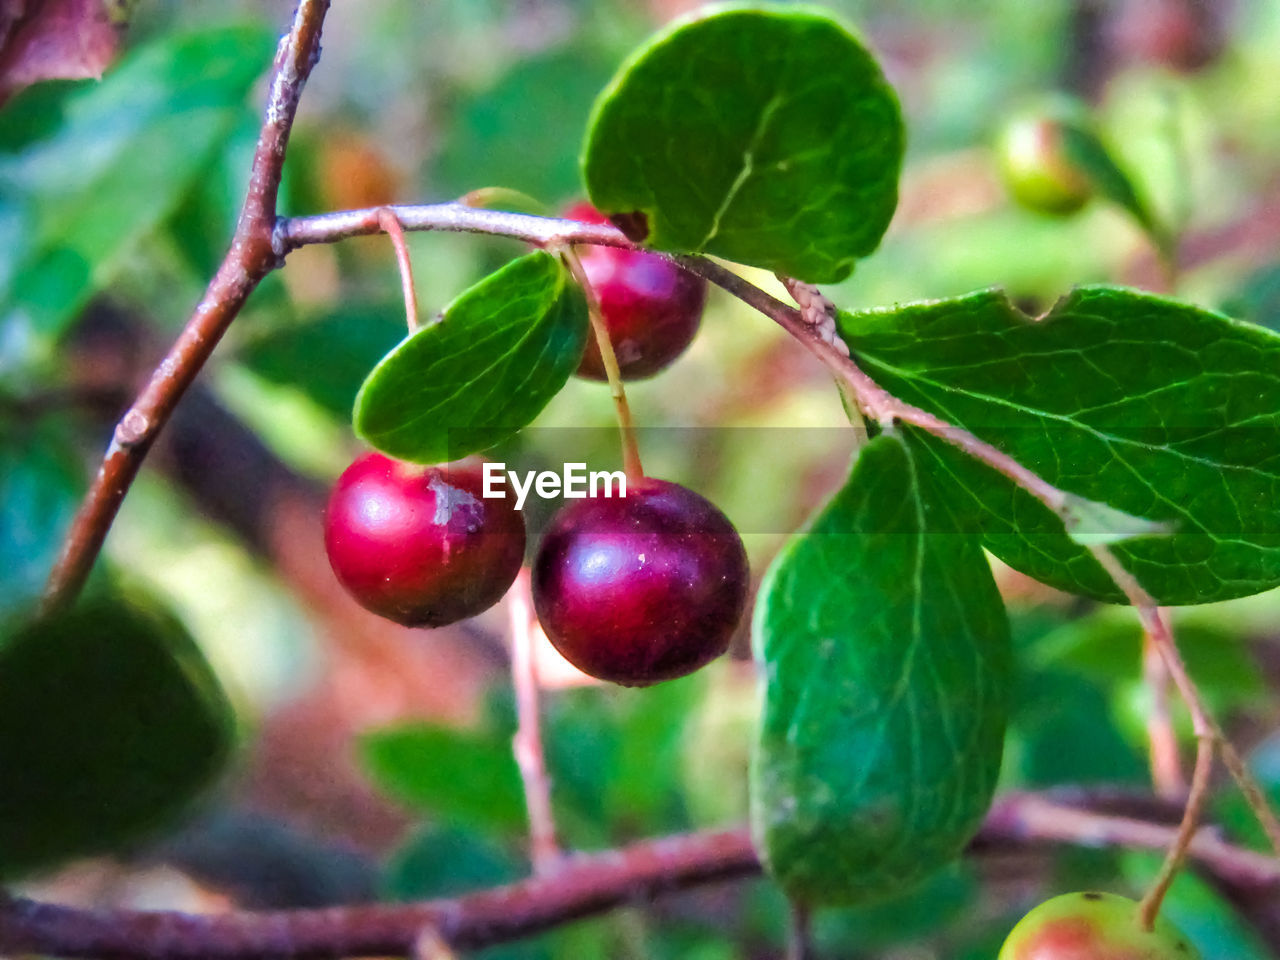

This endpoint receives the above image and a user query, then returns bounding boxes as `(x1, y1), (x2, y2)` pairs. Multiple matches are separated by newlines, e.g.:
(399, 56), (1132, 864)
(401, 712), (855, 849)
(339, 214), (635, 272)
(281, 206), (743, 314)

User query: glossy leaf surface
(840, 285), (1280, 604)
(354, 252), (588, 464)
(582, 4), (903, 283)
(752, 434), (1010, 905)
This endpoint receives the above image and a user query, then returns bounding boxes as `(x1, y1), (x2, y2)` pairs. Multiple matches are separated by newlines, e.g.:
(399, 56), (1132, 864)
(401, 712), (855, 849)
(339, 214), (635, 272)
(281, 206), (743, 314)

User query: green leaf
(582, 4), (903, 284)
(839, 285), (1280, 605)
(0, 419), (83, 620)
(359, 723), (527, 833)
(0, 24), (274, 339)
(751, 433), (1011, 906)
(0, 590), (235, 879)
(237, 304), (405, 420)
(354, 251), (588, 463)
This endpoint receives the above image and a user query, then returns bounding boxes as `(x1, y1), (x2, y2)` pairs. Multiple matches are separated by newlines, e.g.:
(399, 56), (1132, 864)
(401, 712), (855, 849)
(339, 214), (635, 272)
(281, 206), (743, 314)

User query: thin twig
(1144, 629), (1186, 798)
(1139, 733), (1215, 930)
(2, 794), (1277, 960)
(40, 0), (333, 614)
(787, 902), (815, 960)
(282, 204), (632, 251)
(980, 792), (1280, 889)
(559, 247), (644, 480)
(377, 207), (421, 333)
(1091, 552), (1280, 857)
(508, 568), (562, 874)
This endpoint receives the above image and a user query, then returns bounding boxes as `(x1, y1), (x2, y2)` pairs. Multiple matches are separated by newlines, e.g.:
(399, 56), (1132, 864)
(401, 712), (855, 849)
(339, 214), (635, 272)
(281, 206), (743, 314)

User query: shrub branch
(40, 0), (332, 614)
(1, 794), (1277, 960)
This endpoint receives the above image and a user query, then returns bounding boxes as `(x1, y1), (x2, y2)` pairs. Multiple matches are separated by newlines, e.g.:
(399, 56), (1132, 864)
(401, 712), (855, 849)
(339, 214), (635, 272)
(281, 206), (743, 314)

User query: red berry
(324, 453), (525, 627)
(566, 202), (707, 381)
(531, 477), (749, 686)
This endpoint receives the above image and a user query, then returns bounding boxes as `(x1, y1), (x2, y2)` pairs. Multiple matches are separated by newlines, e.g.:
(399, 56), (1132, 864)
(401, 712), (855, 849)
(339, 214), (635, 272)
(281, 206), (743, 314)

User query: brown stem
(40, 0), (332, 615)
(3, 794), (1278, 960)
(508, 568), (562, 874)
(560, 247), (644, 481)
(377, 207), (421, 333)
(0, 829), (758, 960)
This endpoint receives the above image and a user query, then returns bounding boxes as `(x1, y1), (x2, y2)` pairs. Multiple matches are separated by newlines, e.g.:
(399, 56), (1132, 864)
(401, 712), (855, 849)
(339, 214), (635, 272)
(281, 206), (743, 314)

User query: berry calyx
(531, 477), (749, 686)
(324, 453), (526, 627)
(565, 202), (707, 381)
(996, 110), (1093, 216)
(999, 892), (1200, 960)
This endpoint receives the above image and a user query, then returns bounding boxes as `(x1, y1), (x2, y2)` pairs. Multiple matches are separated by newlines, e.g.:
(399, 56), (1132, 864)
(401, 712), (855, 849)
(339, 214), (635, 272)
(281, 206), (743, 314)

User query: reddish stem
(508, 568), (562, 873)
(560, 247), (644, 481)
(377, 207), (421, 333)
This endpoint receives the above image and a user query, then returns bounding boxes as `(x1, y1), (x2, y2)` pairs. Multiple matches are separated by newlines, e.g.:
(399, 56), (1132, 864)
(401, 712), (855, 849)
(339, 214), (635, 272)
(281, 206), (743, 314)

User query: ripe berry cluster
(324, 209), (747, 685)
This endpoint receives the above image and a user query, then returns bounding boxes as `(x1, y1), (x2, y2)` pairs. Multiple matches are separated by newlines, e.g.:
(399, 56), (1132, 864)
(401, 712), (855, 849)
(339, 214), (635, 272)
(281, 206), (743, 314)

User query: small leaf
(751, 433), (1011, 906)
(0, 589), (235, 879)
(582, 4), (903, 284)
(359, 724), (527, 833)
(354, 251), (588, 464)
(840, 285), (1280, 605)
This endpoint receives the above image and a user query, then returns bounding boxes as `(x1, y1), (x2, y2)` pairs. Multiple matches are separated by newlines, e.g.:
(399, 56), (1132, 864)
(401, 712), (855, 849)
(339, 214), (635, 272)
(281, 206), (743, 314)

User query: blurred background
(2, 0), (1280, 957)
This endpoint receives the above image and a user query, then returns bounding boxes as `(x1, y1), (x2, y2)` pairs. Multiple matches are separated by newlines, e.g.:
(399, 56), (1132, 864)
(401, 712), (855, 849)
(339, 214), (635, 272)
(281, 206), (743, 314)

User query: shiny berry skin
(566, 202), (707, 381)
(531, 477), (749, 686)
(996, 112), (1092, 216)
(999, 892), (1200, 960)
(324, 453), (525, 627)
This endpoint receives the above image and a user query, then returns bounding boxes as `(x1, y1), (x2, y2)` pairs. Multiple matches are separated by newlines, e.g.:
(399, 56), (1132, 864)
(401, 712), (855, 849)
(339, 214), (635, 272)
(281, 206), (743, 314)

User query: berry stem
(560, 247), (644, 481)
(1138, 731), (1214, 930)
(508, 568), (562, 874)
(1089, 548), (1280, 860)
(377, 208), (421, 333)
(787, 903), (815, 960)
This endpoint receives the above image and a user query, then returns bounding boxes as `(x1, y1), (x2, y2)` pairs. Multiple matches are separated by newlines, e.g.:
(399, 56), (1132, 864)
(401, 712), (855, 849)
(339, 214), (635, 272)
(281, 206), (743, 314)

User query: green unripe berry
(999, 892), (1200, 960)
(997, 112), (1092, 216)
